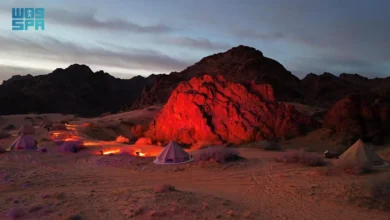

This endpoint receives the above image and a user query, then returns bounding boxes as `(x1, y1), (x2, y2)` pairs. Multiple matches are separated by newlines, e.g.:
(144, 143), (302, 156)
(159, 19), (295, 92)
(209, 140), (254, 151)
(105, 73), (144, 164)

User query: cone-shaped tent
(8, 135), (37, 151)
(60, 139), (83, 153)
(339, 139), (388, 167)
(154, 140), (194, 164)
(17, 124), (35, 135)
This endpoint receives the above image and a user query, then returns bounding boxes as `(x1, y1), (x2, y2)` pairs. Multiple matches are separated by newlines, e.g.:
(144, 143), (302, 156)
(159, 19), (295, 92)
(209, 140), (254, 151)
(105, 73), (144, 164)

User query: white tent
(339, 139), (388, 167)
(154, 140), (194, 164)
(8, 135), (37, 151)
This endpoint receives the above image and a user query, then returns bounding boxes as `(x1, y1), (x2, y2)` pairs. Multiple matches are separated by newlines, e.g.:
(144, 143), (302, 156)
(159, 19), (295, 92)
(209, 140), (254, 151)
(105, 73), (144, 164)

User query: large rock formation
(0, 64), (149, 117)
(323, 93), (390, 144)
(129, 45), (303, 109)
(146, 75), (319, 146)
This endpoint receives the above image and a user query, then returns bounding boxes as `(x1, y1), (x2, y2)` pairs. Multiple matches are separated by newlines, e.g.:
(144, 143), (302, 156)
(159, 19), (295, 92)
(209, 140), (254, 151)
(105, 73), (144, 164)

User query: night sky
(0, 0), (389, 83)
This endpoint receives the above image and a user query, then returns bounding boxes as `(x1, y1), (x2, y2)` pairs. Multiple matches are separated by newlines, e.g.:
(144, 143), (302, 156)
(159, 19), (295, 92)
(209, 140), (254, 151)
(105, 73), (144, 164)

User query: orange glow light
(101, 149), (121, 155)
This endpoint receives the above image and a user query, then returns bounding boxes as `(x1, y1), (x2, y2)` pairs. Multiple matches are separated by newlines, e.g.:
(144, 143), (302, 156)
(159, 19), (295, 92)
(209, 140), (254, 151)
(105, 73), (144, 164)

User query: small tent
(60, 139), (83, 153)
(154, 140), (194, 164)
(8, 135), (37, 151)
(17, 124), (35, 135)
(339, 139), (388, 167)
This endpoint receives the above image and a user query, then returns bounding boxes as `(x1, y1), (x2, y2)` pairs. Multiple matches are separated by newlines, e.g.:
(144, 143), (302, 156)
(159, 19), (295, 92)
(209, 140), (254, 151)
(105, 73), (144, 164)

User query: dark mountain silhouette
(0, 45), (389, 117)
(0, 64), (148, 117)
(128, 45), (303, 109)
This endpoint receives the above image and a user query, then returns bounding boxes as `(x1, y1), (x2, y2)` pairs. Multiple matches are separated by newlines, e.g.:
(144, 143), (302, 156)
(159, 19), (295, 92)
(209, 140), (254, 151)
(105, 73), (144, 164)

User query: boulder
(146, 75), (319, 146)
(323, 93), (390, 144)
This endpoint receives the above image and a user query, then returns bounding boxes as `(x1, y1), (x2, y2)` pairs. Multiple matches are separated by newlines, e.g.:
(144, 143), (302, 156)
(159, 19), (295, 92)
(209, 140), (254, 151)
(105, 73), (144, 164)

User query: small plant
(154, 184), (175, 193)
(195, 146), (241, 163)
(276, 149), (326, 167)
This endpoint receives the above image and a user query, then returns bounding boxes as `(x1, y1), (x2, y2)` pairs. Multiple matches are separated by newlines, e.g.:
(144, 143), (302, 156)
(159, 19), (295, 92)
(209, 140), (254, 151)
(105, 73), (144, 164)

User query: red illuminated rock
(147, 75), (319, 146)
(323, 93), (390, 144)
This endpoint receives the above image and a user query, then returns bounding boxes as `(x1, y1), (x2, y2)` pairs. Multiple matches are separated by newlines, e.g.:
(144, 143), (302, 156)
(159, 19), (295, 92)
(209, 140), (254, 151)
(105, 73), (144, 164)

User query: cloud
(290, 55), (390, 78)
(232, 29), (285, 41)
(46, 9), (173, 33)
(0, 34), (193, 74)
(157, 36), (231, 50)
(0, 6), (174, 34)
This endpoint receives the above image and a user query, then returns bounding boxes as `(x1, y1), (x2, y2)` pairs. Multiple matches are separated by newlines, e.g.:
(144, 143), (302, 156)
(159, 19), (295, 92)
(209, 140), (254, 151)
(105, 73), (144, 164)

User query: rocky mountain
(0, 64), (148, 117)
(128, 45), (303, 109)
(323, 93), (390, 144)
(1, 45), (389, 118)
(146, 75), (319, 146)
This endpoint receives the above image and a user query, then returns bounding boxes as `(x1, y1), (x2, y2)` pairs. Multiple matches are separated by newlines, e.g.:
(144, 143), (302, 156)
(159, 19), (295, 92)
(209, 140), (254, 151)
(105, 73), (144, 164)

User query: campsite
(0, 109), (389, 220)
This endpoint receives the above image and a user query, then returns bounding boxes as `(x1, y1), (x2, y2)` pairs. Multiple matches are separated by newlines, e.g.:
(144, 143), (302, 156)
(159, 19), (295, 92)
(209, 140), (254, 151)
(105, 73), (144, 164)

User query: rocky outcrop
(129, 45), (303, 109)
(146, 75), (319, 146)
(323, 93), (390, 144)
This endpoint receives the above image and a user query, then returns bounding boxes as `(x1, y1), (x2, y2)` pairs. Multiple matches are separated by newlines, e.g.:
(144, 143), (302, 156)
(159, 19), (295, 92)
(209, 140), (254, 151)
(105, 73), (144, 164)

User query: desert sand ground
(0, 109), (389, 220)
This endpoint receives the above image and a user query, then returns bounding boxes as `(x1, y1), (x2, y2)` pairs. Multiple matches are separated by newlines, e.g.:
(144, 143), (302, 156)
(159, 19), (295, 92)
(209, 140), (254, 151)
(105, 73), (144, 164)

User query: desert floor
(0, 112), (389, 220)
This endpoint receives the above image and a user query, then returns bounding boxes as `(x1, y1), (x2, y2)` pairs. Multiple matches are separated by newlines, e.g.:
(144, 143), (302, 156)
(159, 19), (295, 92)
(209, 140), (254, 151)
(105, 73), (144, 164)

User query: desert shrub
(135, 137), (152, 145)
(116, 135), (130, 143)
(369, 174), (390, 210)
(154, 184), (175, 193)
(0, 132), (10, 139)
(3, 124), (15, 130)
(131, 124), (147, 138)
(194, 146), (241, 163)
(6, 207), (25, 219)
(238, 140), (282, 151)
(276, 149), (326, 167)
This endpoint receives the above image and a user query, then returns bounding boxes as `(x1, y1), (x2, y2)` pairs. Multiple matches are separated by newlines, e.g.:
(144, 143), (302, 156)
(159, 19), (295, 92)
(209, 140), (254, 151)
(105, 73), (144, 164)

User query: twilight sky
(0, 0), (389, 83)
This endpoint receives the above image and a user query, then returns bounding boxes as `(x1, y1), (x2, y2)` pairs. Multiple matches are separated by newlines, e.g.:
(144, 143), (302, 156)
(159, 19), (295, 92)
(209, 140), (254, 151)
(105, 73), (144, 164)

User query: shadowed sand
(0, 109), (389, 220)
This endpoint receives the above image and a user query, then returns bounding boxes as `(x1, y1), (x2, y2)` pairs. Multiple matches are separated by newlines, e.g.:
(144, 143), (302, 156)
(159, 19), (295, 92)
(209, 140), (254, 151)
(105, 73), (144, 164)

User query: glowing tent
(339, 139), (388, 167)
(8, 135), (37, 151)
(154, 140), (194, 164)
(17, 124), (35, 135)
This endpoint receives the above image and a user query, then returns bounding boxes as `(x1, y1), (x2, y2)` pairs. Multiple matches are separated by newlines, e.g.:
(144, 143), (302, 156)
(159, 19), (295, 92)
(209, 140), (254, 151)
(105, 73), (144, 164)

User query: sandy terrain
(0, 111), (389, 220)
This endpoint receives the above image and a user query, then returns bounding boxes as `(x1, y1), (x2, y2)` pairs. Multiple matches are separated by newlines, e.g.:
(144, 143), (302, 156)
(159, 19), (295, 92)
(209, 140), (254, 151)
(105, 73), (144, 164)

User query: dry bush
(276, 149), (326, 167)
(130, 124), (147, 138)
(194, 146), (241, 163)
(154, 184), (175, 193)
(6, 207), (25, 219)
(116, 135), (130, 143)
(135, 137), (152, 145)
(0, 132), (10, 139)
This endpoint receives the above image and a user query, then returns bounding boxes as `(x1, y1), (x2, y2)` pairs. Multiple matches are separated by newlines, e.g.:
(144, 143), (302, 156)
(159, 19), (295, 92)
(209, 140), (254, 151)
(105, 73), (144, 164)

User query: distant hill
(0, 45), (389, 116)
(0, 64), (148, 117)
